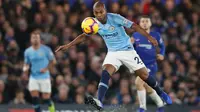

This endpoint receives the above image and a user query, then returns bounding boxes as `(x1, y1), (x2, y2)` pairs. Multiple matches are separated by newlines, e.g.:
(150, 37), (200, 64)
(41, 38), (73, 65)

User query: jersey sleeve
(46, 47), (55, 61)
(132, 33), (138, 45)
(113, 14), (134, 28)
(156, 33), (165, 56)
(24, 50), (30, 64)
(132, 33), (138, 39)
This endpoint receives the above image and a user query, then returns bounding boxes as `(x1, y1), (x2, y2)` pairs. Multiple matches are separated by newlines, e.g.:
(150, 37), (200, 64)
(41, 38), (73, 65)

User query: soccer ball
(81, 17), (99, 35)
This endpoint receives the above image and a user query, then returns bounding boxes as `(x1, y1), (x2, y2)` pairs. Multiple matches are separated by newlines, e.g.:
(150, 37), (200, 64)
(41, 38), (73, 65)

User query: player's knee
(30, 91), (39, 97)
(103, 64), (116, 75)
(136, 67), (149, 80)
(42, 93), (51, 100)
(135, 76), (145, 90)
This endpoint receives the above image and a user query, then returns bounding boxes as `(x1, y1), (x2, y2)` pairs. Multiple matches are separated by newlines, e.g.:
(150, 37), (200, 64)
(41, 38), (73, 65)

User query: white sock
(137, 90), (147, 110)
(149, 90), (164, 107)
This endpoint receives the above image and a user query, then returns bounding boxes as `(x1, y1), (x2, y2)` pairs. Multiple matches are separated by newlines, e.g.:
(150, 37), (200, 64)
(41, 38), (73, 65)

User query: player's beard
(142, 26), (149, 31)
(98, 16), (107, 24)
(32, 42), (40, 48)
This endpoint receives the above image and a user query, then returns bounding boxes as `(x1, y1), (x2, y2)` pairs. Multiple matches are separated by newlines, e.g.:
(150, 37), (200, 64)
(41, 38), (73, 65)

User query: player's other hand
(21, 73), (29, 81)
(149, 36), (158, 46)
(55, 45), (69, 52)
(157, 54), (164, 61)
(40, 68), (48, 73)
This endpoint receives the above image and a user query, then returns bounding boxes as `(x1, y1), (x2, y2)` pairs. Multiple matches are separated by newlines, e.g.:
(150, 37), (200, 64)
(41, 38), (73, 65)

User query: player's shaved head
(93, 2), (107, 23)
(93, 1), (106, 9)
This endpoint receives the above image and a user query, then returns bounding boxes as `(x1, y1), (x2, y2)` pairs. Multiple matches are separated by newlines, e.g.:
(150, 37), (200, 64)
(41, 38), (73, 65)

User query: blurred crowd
(0, 0), (200, 106)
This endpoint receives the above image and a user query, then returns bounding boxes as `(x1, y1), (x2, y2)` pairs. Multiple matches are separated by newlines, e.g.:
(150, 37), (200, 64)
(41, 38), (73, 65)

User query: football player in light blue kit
(132, 15), (165, 112)
(55, 2), (172, 111)
(23, 32), (56, 112)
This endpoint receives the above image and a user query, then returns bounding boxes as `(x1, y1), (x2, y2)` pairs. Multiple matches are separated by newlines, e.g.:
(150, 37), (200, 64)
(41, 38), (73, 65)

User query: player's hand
(149, 36), (158, 46)
(157, 54), (164, 61)
(21, 73), (29, 81)
(55, 45), (69, 52)
(40, 68), (48, 73)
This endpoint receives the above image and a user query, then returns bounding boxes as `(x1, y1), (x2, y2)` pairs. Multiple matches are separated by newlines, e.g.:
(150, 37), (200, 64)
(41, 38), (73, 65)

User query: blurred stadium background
(0, 0), (200, 112)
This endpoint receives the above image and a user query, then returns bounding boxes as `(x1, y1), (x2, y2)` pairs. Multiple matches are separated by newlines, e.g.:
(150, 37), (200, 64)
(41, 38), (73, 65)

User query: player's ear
(149, 19), (152, 27)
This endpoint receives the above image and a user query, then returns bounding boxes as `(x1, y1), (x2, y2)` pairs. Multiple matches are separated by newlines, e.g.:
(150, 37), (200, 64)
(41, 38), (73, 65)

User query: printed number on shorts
(134, 57), (143, 65)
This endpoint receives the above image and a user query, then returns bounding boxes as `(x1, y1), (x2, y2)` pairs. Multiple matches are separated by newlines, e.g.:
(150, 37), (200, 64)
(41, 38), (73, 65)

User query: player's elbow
(130, 37), (134, 43)
(131, 23), (139, 31)
(53, 59), (57, 65)
(50, 59), (57, 65)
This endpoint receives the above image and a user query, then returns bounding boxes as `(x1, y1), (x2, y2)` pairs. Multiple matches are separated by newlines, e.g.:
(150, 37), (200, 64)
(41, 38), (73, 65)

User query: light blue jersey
(95, 13), (134, 52)
(24, 45), (54, 79)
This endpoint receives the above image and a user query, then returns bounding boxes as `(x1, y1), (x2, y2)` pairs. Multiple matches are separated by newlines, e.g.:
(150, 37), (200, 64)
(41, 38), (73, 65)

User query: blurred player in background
(55, 1), (172, 111)
(23, 32), (56, 112)
(132, 15), (165, 112)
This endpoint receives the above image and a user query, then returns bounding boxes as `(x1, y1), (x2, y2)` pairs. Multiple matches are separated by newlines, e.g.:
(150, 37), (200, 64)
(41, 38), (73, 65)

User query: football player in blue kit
(23, 32), (56, 112)
(132, 15), (165, 112)
(55, 2), (172, 111)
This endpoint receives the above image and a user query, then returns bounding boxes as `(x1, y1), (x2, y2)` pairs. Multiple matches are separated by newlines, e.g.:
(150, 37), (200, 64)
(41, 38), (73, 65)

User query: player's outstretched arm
(55, 33), (87, 52)
(131, 24), (158, 46)
(156, 33), (165, 61)
(23, 50), (30, 74)
(41, 48), (57, 73)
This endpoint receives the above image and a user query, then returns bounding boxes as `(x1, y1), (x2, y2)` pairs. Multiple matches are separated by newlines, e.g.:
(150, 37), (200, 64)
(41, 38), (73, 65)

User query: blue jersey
(132, 32), (165, 66)
(95, 13), (134, 52)
(24, 45), (54, 79)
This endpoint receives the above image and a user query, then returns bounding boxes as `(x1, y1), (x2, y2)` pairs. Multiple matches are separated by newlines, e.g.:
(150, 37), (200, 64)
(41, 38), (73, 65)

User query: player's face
(31, 34), (41, 45)
(139, 18), (152, 30)
(93, 6), (107, 23)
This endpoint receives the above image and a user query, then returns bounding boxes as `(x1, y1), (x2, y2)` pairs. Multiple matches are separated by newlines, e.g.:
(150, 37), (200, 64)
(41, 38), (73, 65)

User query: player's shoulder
(107, 13), (117, 16)
(132, 32), (141, 37)
(25, 47), (32, 54)
(133, 32), (140, 35)
(107, 13), (120, 18)
(150, 31), (160, 36)
(41, 44), (51, 50)
(151, 32), (161, 40)
(107, 13), (125, 24)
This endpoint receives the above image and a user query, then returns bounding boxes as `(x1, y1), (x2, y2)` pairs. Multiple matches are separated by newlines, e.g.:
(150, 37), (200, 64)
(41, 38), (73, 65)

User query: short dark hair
(139, 15), (151, 23)
(31, 30), (40, 36)
(140, 15), (150, 19)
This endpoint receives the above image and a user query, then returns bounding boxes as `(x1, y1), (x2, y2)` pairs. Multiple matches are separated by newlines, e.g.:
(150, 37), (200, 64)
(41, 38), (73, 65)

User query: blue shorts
(146, 63), (158, 76)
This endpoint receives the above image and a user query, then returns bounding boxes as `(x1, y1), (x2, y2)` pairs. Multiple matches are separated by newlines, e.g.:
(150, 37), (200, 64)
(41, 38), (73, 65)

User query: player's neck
(146, 29), (150, 33)
(101, 17), (107, 24)
(32, 44), (40, 50)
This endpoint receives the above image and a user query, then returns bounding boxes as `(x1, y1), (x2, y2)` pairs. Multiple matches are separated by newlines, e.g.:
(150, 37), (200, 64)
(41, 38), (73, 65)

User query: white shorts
(28, 78), (51, 93)
(102, 50), (146, 73)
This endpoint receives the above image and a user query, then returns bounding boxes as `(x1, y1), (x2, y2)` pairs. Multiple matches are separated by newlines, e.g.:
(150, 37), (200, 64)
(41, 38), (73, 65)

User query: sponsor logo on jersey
(135, 39), (140, 41)
(109, 26), (115, 31)
(102, 32), (118, 39)
(138, 44), (152, 49)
